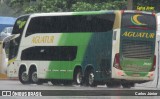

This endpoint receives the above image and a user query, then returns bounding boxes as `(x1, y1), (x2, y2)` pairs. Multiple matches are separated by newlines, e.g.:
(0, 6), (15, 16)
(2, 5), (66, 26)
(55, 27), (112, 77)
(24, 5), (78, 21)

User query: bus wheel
(30, 69), (43, 84)
(74, 69), (82, 85)
(19, 70), (29, 84)
(86, 69), (97, 87)
(31, 71), (38, 83)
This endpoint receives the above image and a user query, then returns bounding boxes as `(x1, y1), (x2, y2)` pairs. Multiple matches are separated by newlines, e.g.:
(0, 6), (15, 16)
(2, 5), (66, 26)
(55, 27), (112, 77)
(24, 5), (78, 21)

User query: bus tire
(86, 69), (97, 87)
(74, 68), (82, 85)
(30, 69), (43, 85)
(19, 69), (29, 84)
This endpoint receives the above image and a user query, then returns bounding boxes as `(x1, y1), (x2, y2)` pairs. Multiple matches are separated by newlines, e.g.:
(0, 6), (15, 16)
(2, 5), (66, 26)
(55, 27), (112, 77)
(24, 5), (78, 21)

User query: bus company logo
(32, 36), (54, 44)
(122, 31), (155, 39)
(131, 15), (146, 26)
(143, 62), (152, 66)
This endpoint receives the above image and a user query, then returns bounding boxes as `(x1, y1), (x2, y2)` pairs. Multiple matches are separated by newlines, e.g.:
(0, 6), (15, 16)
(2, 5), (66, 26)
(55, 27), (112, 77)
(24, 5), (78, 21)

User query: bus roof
(18, 10), (153, 19)
(28, 10), (114, 18)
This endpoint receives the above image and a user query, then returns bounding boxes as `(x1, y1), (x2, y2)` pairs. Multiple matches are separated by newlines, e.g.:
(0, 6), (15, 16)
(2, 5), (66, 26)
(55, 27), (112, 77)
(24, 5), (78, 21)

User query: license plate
(132, 74), (140, 77)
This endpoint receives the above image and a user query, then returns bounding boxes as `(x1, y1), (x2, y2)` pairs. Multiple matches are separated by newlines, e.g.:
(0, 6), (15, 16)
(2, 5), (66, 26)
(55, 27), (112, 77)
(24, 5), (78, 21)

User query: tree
(71, 1), (126, 11)
(127, 0), (133, 10)
(5, 0), (127, 15)
(25, 0), (67, 13)
(6, 0), (160, 14)
(1, 0), (4, 4)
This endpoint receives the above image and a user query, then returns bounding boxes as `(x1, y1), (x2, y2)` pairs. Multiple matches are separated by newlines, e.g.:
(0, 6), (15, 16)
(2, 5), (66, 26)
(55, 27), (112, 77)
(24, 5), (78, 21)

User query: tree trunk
(127, 0), (133, 10)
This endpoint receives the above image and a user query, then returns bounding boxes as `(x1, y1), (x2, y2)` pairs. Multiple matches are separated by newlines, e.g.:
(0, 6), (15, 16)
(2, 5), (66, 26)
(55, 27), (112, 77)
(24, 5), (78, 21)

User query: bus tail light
(150, 55), (156, 71)
(113, 53), (122, 70)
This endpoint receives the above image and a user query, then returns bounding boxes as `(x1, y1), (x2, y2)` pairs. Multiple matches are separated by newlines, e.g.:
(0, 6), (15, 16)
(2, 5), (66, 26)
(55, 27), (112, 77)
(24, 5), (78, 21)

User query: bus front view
(112, 11), (157, 85)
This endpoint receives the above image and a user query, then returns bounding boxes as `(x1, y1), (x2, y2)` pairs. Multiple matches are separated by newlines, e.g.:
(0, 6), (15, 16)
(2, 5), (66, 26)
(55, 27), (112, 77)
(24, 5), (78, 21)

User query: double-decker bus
(7, 10), (157, 88)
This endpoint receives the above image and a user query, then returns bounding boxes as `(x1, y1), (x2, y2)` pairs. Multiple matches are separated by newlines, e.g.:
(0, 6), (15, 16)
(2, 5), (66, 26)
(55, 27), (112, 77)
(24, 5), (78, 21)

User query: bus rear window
(122, 13), (156, 30)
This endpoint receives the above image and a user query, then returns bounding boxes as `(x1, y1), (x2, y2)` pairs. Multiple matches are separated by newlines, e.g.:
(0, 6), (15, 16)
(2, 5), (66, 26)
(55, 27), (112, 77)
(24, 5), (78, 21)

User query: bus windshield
(12, 16), (29, 35)
(122, 13), (156, 30)
(9, 15), (29, 60)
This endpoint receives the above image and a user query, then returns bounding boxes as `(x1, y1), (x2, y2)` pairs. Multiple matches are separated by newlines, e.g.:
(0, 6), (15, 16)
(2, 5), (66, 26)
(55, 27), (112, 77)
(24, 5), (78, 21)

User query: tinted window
(26, 14), (115, 36)
(21, 46), (77, 61)
(9, 16), (29, 60)
(12, 16), (29, 35)
(122, 13), (156, 30)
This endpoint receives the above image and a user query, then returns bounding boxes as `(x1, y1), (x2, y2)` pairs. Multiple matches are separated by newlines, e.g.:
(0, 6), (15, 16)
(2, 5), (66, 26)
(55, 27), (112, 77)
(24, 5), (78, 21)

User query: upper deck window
(26, 13), (115, 36)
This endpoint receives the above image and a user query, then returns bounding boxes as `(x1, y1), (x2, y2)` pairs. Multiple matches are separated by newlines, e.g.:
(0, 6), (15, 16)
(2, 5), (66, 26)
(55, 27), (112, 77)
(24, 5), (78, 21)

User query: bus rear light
(150, 73), (153, 77)
(150, 55), (156, 71)
(113, 53), (122, 70)
(117, 71), (123, 76)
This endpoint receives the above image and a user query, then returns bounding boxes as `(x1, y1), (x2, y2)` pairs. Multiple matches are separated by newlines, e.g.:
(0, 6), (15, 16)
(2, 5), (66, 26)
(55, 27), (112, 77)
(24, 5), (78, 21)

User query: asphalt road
(0, 80), (160, 99)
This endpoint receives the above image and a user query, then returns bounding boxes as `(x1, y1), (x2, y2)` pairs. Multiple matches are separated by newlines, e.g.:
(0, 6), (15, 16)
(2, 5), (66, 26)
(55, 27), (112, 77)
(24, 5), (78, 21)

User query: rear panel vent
(121, 40), (153, 59)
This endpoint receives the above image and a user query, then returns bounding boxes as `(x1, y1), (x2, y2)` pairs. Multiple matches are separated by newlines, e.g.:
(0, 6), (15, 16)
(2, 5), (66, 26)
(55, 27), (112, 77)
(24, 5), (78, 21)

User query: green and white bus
(7, 10), (157, 88)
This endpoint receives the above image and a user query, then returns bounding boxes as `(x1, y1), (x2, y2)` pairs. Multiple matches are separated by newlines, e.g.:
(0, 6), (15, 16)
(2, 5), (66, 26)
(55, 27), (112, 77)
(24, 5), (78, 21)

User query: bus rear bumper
(112, 67), (154, 81)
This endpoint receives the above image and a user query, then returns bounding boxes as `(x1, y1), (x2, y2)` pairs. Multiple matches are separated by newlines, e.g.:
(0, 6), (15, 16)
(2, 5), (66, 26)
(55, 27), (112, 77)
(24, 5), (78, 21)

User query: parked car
(0, 27), (13, 41)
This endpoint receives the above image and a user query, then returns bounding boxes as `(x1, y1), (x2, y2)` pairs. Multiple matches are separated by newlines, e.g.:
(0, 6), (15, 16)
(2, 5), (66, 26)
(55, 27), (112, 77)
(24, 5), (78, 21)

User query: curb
(0, 74), (18, 80)
(0, 73), (7, 79)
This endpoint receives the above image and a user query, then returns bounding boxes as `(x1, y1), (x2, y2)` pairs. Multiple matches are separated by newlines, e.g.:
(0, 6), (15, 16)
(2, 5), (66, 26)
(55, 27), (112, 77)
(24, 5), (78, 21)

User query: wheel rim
(89, 72), (94, 85)
(32, 71), (38, 83)
(76, 72), (82, 84)
(21, 72), (28, 82)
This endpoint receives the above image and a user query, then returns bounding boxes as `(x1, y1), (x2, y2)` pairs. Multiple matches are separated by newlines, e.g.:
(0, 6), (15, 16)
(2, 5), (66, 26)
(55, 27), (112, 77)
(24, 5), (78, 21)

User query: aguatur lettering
(122, 31), (155, 39)
(32, 36), (54, 44)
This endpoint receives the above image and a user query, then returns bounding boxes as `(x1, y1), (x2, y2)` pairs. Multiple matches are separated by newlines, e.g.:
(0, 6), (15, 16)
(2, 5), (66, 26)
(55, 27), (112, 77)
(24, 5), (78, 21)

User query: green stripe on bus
(47, 33), (92, 79)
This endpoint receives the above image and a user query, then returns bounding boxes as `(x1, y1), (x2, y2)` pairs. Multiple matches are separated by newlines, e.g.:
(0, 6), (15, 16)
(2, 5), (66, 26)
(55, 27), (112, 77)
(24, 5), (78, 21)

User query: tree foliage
(71, 1), (126, 11)
(6, 0), (127, 14)
(5, 0), (160, 15)
(24, 0), (68, 13)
